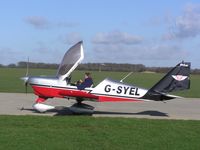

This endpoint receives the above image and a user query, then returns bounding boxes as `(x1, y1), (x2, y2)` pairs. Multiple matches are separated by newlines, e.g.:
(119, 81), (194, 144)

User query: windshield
(57, 41), (84, 78)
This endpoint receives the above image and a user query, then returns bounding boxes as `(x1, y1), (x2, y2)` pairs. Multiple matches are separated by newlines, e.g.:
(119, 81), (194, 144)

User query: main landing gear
(68, 97), (95, 114)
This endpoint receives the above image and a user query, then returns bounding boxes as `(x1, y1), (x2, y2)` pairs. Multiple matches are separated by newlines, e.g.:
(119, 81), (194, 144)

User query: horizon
(3, 60), (199, 69)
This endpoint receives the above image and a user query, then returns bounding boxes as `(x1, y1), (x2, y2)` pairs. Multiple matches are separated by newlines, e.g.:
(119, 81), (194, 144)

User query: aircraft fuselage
(26, 76), (148, 103)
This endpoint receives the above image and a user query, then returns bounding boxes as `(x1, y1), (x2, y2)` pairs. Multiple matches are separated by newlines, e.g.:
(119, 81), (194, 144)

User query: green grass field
(0, 68), (199, 97)
(0, 115), (200, 150)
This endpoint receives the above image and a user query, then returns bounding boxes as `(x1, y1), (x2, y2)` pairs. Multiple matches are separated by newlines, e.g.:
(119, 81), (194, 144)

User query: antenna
(120, 72), (133, 82)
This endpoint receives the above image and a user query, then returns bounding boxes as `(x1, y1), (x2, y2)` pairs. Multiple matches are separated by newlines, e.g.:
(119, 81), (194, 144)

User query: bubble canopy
(56, 41), (84, 80)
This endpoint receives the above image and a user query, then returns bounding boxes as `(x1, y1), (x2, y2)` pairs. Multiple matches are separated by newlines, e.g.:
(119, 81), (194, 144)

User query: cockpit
(56, 41), (84, 81)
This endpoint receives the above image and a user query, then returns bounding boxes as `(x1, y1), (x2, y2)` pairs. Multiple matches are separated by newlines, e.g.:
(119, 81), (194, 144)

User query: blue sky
(0, 0), (200, 68)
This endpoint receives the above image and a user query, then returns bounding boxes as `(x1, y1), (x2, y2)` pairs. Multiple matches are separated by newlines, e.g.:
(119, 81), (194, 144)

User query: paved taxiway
(0, 93), (200, 120)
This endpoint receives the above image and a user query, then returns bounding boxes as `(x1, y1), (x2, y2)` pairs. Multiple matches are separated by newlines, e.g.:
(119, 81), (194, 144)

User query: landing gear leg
(69, 97), (95, 114)
(77, 97), (83, 106)
(36, 97), (47, 103)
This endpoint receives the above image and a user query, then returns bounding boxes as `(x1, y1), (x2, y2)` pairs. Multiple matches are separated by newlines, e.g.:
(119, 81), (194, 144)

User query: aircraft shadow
(54, 107), (169, 117)
(93, 110), (168, 117)
(20, 107), (168, 117)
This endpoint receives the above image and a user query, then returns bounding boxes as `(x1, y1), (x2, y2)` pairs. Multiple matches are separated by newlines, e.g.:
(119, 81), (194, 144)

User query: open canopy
(56, 41), (84, 80)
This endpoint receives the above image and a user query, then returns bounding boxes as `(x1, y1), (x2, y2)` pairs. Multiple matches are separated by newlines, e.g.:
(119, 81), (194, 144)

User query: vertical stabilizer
(149, 61), (191, 93)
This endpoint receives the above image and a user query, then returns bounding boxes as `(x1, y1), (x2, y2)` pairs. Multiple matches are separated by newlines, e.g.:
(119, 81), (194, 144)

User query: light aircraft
(21, 41), (191, 113)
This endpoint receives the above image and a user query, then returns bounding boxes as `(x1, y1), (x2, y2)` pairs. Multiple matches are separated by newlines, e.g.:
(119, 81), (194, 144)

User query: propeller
(21, 57), (29, 94)
(25, 57), (29, 94)
(26, 57), (29, 77)
(21, 75), (29, 94)
(25, 80), (28, 94)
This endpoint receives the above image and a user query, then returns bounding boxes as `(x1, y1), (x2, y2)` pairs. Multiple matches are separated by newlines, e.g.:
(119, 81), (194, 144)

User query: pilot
(77, 72), (93, 90)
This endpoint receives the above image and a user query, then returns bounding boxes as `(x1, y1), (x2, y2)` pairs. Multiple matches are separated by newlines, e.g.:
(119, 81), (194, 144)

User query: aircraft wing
(57, 41), (84, 80)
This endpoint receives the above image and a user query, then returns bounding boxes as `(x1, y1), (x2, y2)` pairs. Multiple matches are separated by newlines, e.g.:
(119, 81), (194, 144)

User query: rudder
(149, 61), (191, 93)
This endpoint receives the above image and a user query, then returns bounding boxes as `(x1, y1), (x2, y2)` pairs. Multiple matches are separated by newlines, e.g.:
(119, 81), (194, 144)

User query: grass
(0, 115), (200, 150)
(0, 68), (55, 93)
(0, 68), (199, 97)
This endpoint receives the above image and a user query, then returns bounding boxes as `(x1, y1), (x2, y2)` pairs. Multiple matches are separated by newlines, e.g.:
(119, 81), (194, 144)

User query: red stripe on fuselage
(98, 95), (142, 102)
(31, 85), (97, 99)
(31, 85), (143, 102)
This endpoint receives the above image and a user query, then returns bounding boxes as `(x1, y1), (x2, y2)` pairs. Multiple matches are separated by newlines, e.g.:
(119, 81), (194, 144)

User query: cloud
(58, 32), (82, 45)
(90, 30), (147, 63)
(29, 42), (63, 63)
(90, 43), (187, 65)
(139, 44), (187, 60)
(163, 3), (200, 39)
(0, 47), (24, 65)
(25, 16), (49, 29)
(92, 31), (143, 45)
(90, 30), (187, 64)
(25, 16), (79, 29)
(56, 22), (79, 28)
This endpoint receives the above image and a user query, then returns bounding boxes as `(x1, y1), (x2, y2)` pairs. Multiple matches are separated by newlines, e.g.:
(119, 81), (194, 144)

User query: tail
(143, 61), (191, 100)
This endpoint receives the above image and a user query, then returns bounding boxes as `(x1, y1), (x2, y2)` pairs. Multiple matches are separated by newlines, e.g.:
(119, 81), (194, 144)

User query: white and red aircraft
(22, 41), (191, 113)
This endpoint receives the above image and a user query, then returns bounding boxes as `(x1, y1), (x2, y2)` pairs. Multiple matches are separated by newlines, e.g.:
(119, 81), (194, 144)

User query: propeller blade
(21, 77), (29, 94)
(26, 57), (29, 77)
(25, 82), (28, 94)
(21, 57), (30, 94)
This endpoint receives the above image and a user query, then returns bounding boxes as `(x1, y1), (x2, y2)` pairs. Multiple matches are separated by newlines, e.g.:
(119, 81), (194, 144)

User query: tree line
(1, 61), (200, 74)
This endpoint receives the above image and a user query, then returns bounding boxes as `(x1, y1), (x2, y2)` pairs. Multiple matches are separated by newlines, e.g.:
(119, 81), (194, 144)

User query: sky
(0, 0), (200, 68)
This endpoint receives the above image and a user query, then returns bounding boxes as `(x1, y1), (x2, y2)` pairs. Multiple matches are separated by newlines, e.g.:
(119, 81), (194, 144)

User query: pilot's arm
(77, 78), (93, 90)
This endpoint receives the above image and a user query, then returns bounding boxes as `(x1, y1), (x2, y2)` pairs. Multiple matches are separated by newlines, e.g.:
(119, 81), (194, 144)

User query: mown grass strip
(0, 115), (200, 150)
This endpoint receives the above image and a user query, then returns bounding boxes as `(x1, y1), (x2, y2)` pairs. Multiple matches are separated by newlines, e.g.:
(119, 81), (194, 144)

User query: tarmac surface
(0, 92), (200, 120)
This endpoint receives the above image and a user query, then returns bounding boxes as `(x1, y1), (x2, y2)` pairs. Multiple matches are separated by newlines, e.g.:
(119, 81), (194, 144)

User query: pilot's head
(85, 72), (91, 78)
